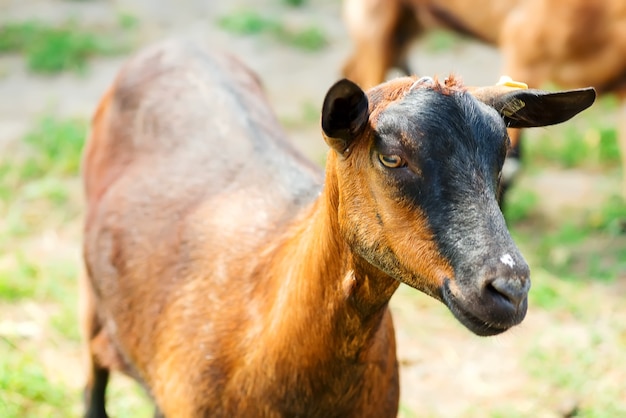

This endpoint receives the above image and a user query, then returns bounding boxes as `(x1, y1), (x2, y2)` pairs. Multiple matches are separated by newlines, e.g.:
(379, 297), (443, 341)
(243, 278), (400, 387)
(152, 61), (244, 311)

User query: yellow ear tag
(497, 75), (528, 89)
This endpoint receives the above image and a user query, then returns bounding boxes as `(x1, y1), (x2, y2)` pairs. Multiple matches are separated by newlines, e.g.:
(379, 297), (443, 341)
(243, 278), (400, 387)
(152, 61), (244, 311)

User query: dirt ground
(1, 0), (624, 417)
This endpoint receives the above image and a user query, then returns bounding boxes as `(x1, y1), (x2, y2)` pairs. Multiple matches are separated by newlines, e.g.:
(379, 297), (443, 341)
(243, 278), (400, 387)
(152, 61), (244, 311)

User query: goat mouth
(441, 280), (510, 337)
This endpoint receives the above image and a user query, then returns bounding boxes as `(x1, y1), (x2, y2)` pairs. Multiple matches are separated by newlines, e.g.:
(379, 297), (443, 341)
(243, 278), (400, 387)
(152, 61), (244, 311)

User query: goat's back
(84, 40), (320, 211)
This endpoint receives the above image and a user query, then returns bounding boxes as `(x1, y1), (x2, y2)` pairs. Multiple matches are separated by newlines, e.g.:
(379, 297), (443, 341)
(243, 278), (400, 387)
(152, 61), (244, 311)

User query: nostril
(485, 277), (529, 309)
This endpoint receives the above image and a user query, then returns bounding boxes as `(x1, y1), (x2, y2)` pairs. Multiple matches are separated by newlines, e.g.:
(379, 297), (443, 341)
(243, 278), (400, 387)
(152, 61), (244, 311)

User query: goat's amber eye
(378, 154), (404, 168)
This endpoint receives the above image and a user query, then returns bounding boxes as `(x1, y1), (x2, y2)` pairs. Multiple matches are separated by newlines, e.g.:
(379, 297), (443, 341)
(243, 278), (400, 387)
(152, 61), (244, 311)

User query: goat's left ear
(321, 79), (369, 155)
(472, 86), (596, 128)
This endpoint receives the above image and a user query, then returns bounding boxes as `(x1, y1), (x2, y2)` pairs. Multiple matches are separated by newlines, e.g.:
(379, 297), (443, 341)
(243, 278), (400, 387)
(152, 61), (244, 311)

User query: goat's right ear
(471, 85), (596, 128)
(321, 79), (369, 155)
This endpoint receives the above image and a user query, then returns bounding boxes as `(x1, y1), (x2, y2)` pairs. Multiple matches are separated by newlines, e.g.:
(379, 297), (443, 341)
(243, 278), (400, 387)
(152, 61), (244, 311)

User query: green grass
(504, 182), (625, 285)
(0, 112), (155, 416)
(489, 410), (528, 418)
(524, 326), (626, 417)
(0, 178), (76, 248)
(421, 29), (464, 53)
(525, 266), (609, 316)
(282, 0), (307, 6)
(522, 97), (622, 170)
(22, 116), (86, 176)
(0, 116), (85, 200)
(585, 195), (626, 236)
(509, 193), (626, 287)
(504, 187), (540, 223)
(0, 331), (154, 417)
(0, 114), (85, 312)
(523, 124), (621, 169)
(0, 19), (135, 74)
(0, 116), (85, 254)
(0, 116), (86, 418)
(218, 10), (327, 51)
(0, 253), (40, 301)
(0, 339), (74, 417)
(117, 12), (140, 31)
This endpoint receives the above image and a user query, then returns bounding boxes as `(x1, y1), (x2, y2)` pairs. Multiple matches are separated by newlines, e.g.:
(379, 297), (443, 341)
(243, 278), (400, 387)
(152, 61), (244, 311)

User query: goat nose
(485, 276), (530, 309)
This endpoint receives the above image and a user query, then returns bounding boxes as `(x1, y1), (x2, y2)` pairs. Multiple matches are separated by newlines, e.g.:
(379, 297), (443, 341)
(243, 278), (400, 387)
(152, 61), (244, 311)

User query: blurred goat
(343, 0), (626, 199)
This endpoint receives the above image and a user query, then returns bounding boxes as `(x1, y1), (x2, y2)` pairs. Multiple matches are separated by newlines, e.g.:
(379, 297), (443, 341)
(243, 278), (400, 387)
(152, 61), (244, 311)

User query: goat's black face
(373, 88), (530, 336)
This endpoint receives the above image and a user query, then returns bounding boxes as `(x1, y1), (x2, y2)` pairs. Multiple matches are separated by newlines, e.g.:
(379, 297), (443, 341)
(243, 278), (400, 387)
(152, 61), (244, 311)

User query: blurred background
(0, 0), (624, 416)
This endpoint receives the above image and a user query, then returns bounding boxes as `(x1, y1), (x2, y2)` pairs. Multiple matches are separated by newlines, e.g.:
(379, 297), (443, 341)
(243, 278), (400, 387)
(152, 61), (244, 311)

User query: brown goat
(80, 39), (594, 417)
(342, 0), (626, 197)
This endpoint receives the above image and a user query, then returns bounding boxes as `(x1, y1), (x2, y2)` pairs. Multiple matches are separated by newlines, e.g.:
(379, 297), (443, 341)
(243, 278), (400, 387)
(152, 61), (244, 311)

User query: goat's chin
(441, 281), (511, 337)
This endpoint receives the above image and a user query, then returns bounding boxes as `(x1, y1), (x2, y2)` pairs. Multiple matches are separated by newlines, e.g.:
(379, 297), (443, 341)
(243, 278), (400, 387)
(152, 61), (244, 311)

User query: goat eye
(378, 154), (404, 168)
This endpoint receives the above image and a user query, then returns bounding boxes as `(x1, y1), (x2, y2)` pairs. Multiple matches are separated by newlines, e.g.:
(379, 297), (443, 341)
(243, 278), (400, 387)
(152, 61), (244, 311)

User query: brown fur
(342, 0), (626, 196)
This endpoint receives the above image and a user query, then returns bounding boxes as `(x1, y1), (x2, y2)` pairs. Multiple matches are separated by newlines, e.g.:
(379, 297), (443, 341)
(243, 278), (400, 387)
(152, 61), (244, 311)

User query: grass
(0, 333), (153, 417)
(0, 114), (156, 416)
(218, 10), (327, 51)
(0, 116), (85, 255)
(282, 0), (307, 6)
(0, 116), (85, 191)
(0, 18), (136, 74)
(421, 29), (465, 53)
(523, 123), (621, 169)
(0, 116), (85, 356)
(503, 187), (540, 223)
(0, 115), (83, 414)
(0, 253), (41, 301)
(522, 96), (622, 170)
(22, 116), (86, 176)
(0, 339), (73, 417)
(532, 218), (623, 282)
(523, 320), (626, 416)
(508, 191), (625, 309)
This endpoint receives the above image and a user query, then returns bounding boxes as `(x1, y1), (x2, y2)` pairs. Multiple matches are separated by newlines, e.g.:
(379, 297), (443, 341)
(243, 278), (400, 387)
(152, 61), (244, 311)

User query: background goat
(342, 0), (626, 199)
